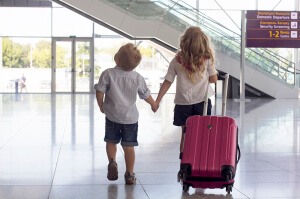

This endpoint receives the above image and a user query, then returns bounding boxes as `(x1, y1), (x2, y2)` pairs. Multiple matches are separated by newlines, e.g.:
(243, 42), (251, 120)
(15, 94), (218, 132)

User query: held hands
(151, 101), (159, 113)
(145, 95), (159, 113)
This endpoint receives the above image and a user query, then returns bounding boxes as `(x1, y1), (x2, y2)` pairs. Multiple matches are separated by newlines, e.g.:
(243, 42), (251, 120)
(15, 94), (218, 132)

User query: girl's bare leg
(180, 126), (185, 152)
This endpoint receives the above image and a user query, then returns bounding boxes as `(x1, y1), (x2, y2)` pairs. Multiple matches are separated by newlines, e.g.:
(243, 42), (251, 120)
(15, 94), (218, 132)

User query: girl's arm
(209, 74), (218, 83)
(96, 91), (105, 113)
(156, 79), (172, 104)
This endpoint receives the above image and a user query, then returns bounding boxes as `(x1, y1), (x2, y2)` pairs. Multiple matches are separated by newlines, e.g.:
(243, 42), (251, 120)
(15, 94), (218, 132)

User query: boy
(94, 43), (158, 184)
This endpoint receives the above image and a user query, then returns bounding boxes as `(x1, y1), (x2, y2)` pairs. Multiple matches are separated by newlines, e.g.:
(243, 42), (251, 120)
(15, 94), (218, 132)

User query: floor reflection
(181, 188), (233, 199)
(0, 94), (299, 199)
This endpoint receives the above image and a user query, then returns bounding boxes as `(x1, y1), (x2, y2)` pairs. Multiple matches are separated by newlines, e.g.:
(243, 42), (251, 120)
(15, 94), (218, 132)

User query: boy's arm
(96, 91), (105, 113)
(144, 95), (159, 113)
(156, 80), (172, 104)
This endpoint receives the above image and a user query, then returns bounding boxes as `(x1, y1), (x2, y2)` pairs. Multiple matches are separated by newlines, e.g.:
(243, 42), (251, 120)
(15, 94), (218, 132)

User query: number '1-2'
(269, 31), (279, 37)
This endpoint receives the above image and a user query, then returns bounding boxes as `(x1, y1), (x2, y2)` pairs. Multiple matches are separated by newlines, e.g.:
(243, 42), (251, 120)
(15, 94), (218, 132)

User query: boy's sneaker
(124, 172), (136, 185)
(107, 158), (118, 181)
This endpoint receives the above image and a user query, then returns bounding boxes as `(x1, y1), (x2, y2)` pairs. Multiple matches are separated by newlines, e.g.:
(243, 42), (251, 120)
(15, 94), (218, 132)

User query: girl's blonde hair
(177, 26), (215, 82)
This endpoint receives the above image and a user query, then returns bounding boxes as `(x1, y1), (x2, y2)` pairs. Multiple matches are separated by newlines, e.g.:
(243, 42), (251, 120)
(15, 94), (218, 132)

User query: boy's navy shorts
(173, 99), (212, 126)
(104, 117), (138, 146)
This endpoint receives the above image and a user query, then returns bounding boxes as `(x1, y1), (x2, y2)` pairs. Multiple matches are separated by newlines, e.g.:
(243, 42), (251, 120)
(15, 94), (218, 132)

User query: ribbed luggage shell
(181, 115), (238, 189)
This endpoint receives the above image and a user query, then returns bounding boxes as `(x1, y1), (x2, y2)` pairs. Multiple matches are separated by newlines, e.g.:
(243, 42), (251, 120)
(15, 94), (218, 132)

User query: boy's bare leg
(106, 142), (117, 162)
(122, 146), (135, 175)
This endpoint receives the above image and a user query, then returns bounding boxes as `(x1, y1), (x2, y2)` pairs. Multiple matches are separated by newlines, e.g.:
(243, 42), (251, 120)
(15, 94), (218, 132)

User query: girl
(156, 26), (218, 153)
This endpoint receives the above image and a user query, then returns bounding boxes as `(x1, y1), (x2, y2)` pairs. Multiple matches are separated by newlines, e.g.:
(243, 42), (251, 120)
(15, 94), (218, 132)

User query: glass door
(52, 38), (92, 93)
(75, 40), (91, 92)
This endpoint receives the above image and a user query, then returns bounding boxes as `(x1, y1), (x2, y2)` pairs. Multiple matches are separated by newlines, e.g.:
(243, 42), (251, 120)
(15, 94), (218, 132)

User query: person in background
(20, 73), (27, 93)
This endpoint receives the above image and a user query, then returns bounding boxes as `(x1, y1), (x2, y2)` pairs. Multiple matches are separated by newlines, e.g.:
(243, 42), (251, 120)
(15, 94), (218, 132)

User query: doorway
(52, 37), (93, 93)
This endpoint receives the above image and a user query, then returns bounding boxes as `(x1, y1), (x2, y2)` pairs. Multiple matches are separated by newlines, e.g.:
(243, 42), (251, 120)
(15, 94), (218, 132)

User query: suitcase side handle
(237, 145), (241, 163)
(222, 74), (229, 116)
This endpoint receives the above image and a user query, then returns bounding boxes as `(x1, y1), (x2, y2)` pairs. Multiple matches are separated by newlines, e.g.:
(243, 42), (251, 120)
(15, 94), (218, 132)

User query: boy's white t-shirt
(164, 57), (218, 105)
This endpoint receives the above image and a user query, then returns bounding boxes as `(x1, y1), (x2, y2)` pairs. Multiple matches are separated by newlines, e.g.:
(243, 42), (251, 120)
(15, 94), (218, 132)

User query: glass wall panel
(194, 0), (219, 10)
(76, 41), (91, 92)
(94, 38), (131, 85)
(179, 0), (197, 9)
(135, 41), (175, 94)
(0, 7), (51, 37)
(201, 10), (241, 34)
(94, 24), (119, 36)
(0, 37), (51, 93)
(272, 0), (296, 11)
(258, 0), (295, 10)
(52, 7), (93, 37)
(52, 2), (63, 8)
(55, 41), (72, 93)
(213, 0), (256, 10)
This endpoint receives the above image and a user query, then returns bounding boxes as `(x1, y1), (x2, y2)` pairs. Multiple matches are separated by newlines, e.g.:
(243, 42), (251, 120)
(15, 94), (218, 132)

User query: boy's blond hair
(178, 26), (215, 82)
(117, 43), (142, 71)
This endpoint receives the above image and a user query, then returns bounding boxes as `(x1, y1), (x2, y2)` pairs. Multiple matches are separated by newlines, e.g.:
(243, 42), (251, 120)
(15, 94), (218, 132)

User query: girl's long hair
(177, 26), (215, 82)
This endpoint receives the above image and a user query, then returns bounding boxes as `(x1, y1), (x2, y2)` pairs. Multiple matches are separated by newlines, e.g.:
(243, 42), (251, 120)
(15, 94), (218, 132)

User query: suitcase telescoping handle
(203, 73), (229, 116)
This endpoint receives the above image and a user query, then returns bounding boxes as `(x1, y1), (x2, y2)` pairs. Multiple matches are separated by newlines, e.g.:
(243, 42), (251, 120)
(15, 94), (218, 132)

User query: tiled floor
(0, 93), (300, 199)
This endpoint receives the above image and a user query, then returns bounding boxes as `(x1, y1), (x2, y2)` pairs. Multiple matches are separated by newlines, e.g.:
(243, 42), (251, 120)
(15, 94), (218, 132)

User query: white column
(91, 23), (95, 94)
(196, 0), (199, 23)
(237, 10), (251, 102)
(294, 0), (299, 86)
(240, 10), (246, 100)
(0, 37), (2, 95)
(0, 37), (2, 69)
(30, 43), (33, 68)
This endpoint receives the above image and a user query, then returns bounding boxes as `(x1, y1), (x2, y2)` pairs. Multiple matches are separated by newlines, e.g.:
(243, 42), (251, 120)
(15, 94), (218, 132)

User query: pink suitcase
(178, 74), (241, 194)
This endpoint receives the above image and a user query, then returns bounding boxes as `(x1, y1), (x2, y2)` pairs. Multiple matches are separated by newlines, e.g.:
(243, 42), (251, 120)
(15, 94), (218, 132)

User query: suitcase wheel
(177, 171), (181, 182)
(183, 184), (189, 192)
(226, 171), (233, 182)
(182, 172), (187, 181)
(221, 166), (234, 182)
(179, 152), (183, 160)
(180, 164), (191, 181)
(177, 170), (187, 182)
(226, 185), (232, 194)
